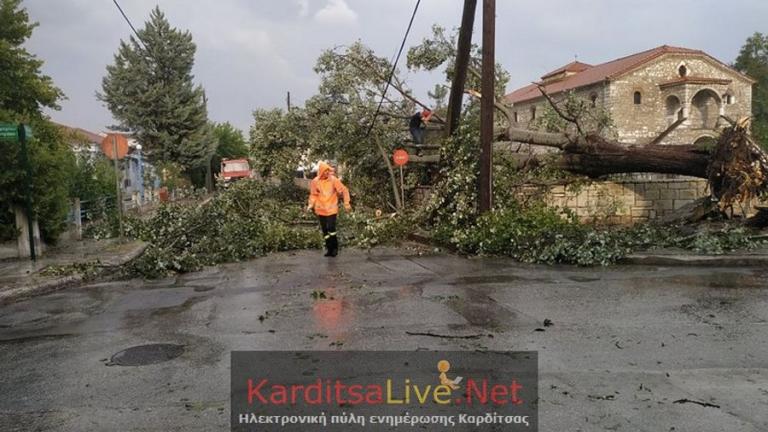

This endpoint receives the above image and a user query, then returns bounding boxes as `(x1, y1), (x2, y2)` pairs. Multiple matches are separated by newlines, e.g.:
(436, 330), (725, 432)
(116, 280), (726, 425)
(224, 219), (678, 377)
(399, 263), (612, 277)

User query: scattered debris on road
(405, 331), (486, 339)
(673, 399), (721, 409)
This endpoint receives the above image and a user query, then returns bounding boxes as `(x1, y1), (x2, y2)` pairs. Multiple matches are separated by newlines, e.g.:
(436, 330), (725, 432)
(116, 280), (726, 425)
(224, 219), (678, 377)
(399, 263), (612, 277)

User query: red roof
(540, 61), (592, 80)
(55, 123), (103, 144)
(505, 45), (754, 105)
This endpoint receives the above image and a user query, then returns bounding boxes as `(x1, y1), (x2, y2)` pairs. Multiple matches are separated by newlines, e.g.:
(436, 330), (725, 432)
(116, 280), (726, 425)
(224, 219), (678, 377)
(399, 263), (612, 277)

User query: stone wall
(510, 82), (606, 131)
(514, 177), (710, 224)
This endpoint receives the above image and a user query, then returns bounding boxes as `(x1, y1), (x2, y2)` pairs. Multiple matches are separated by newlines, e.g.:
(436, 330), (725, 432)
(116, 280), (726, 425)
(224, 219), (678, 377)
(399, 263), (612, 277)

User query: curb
(621, 253), (768, 267)
(406, 233), (768, 267)
(0, 242), (147, 305)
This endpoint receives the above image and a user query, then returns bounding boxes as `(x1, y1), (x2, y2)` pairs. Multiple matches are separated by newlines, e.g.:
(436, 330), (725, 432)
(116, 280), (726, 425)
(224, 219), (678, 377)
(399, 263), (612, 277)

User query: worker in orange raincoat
(307, 161), (351, 257)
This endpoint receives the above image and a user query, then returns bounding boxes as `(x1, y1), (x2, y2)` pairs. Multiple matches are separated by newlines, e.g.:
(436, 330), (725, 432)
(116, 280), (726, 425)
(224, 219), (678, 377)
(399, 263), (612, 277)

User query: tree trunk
(499, 121), (768, 209)
(463, 90), (768, 208)
(501, 128), (710, 178)
(555, 138), (711, 178)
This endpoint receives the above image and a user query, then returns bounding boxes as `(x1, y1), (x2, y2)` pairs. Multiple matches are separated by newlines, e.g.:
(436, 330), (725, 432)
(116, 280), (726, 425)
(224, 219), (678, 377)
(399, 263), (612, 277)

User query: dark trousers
(318, 214), (338, 256)
(410, 127), (424, 144)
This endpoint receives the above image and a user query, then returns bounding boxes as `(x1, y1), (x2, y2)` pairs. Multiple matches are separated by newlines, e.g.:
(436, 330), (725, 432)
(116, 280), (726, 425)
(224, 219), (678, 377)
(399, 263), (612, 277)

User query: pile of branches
(707, 118), (768, 210)
(121, 179), (415, 278)
(125, 180), (322, 278)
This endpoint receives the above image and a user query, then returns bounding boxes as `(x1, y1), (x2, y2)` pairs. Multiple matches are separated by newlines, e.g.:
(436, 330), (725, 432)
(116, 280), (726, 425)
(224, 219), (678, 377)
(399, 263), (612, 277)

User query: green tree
(249, 108), (309, 181)
(212, 122), (248, 176)
(734, 32), (768, 148)
(100, 6), (215, 170)
(213, 122), (248, 160)
(188, 122), (249, 188)
(0, 0), (63, 118)
(69, 156), (116, 205)
(407, 25), (510, 99)
(0, 0), (76, 243)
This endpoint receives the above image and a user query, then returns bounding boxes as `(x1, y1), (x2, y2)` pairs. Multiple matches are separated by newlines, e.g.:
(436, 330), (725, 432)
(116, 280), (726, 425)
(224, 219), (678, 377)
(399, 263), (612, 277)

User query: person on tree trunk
(409, 108), (432, 144)
(307, 161), (351, 257)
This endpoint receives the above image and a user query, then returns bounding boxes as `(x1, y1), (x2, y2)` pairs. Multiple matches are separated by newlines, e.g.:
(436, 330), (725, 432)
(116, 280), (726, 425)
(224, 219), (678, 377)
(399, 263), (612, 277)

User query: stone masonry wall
(511, 82), (607, 131)
(515, 178), (710, 224)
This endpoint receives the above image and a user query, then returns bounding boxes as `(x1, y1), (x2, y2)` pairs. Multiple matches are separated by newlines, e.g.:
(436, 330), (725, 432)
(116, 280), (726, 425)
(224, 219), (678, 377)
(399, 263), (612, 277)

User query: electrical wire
(362, 0), (421, 139)
(111, 0), (148, 51)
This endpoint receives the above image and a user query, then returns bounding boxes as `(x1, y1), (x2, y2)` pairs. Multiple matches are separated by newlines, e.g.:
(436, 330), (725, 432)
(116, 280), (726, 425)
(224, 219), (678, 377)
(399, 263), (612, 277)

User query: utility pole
(286, 91), (292, 112)
(445, 0), (477, 137)
(479, 0), (495, 213)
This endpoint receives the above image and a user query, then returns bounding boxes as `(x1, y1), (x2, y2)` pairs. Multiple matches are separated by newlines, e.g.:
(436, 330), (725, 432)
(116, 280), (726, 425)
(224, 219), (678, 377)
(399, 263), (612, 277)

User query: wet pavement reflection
(1, 247), (767, 431)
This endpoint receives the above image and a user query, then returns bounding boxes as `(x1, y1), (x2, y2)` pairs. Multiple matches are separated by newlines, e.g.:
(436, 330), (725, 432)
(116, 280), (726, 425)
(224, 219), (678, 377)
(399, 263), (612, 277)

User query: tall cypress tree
(100, 6), (214, 169)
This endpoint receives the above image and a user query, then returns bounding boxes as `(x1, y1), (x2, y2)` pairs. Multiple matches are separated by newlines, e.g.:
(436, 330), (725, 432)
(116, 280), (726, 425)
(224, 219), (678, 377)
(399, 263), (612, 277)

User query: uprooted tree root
(707, 119), (768, 211)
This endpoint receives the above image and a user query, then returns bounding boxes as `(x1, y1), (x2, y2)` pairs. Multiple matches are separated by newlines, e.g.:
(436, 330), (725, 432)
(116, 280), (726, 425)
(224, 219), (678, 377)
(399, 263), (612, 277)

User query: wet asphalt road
(1, 247), (767, 431)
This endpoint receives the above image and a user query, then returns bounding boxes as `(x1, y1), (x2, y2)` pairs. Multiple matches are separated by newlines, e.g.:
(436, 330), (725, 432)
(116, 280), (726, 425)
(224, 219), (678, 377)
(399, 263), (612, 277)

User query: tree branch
(536, 83), (585, 136)
(341, 54), (446, 123)
(465, 88), (575, 149)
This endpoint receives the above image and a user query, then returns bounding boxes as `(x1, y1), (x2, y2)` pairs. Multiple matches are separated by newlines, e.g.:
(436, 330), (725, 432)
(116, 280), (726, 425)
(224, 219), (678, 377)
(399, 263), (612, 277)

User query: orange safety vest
(308, 162), (350, 216)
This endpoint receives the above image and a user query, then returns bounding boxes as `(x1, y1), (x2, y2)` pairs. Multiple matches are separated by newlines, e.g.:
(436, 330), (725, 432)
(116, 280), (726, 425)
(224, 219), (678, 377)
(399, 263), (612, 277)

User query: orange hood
(317, 161), (332, 178)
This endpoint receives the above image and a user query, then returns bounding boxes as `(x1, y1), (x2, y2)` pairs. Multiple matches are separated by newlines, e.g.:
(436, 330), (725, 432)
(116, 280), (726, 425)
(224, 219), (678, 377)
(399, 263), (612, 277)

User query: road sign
(101, 133), (129, 160)
(393, 148), (409, 166)
(0, 124), (17, 140)
(0, 124), (32, 141)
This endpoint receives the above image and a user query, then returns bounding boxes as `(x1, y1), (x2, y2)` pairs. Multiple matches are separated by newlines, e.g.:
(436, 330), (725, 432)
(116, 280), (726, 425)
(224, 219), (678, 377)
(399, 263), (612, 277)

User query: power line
(111, 0), (147, 51)
(362, 0), (421, 139)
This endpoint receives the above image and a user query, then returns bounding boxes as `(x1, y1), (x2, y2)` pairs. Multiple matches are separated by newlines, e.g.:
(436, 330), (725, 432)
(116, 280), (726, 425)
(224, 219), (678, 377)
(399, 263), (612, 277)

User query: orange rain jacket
(308, 162), (351, 216)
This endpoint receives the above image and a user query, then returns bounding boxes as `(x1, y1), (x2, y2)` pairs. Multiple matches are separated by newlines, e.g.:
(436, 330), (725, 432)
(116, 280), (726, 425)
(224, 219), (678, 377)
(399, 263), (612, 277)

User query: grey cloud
(20, 0), (767, 135)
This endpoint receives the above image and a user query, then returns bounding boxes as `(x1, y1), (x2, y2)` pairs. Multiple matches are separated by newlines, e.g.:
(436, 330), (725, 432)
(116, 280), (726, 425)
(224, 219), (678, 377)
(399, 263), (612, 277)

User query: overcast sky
(23, 0), (768, 134)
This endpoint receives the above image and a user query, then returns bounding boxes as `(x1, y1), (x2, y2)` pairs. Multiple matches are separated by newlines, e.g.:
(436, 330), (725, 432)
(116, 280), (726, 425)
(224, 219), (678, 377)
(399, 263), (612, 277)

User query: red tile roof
(55, 123), (104, 145)
(540, 61), (592, 80)
(505, 45), (754, 105)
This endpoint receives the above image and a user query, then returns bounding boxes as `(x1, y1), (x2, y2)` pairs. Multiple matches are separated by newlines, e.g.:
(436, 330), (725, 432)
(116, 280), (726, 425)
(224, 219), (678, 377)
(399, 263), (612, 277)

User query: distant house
(57, 123), (158, 206)
(504, 45), (755, 147)
(58, 123), (103, 154)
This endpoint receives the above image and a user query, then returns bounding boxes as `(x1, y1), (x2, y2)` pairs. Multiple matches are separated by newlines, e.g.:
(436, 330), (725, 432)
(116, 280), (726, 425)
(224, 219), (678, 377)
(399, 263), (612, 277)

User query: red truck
(220, 158), (253, 183)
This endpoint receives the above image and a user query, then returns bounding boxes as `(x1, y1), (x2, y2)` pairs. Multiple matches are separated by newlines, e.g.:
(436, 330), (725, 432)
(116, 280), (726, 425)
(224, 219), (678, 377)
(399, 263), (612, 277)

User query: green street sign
(0, 123), (32, 141)
(0, 123), (17, 141)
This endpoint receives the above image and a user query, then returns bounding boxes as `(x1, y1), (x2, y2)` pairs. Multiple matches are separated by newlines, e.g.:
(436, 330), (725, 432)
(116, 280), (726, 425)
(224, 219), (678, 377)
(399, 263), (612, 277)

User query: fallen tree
(471, 89), (768, 211)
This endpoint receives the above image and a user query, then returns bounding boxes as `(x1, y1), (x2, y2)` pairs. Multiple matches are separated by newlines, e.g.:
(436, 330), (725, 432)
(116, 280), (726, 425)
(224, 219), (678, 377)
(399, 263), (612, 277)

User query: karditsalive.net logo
(231, 351), (538, 430)
(246, 359), (525, 407)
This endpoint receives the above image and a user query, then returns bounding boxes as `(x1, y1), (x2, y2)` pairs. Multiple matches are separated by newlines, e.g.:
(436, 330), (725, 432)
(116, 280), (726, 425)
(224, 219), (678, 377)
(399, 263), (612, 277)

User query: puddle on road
(567, 275), (602, 283)
(107, 343), (185, 366)
(442, 293), (519, 331)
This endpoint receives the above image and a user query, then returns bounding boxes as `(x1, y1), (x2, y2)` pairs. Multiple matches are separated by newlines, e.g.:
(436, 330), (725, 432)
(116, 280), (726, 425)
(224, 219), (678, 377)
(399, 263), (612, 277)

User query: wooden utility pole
(479, 0), (495, 213)
(286, 91), (292, 112)
(445, 0), (477, 137)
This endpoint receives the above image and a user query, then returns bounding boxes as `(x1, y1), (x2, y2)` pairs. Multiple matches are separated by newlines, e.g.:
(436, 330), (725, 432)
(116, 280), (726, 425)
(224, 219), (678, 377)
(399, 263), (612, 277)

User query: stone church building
(502, 46), (757, 224)
(505, 45), (755, 147)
